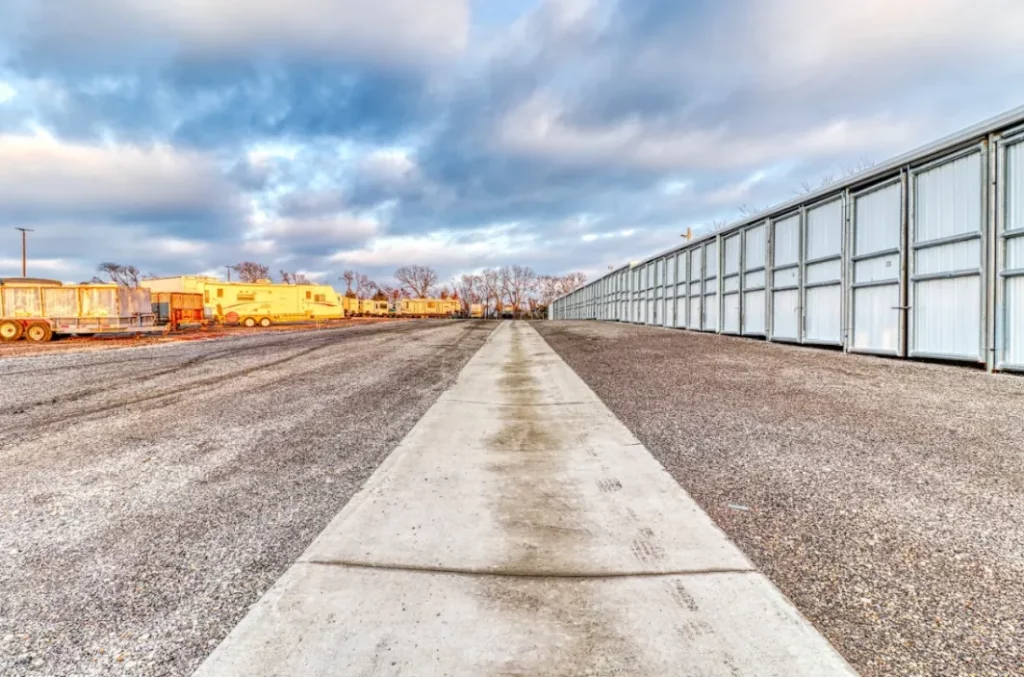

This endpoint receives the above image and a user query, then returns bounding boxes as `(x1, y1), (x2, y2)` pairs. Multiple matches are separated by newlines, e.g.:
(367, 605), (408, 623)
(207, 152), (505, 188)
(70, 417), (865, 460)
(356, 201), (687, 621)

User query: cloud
(255, 213), (382, 256)
(8, 0), (470, 69)
(0, 132), (235, 222)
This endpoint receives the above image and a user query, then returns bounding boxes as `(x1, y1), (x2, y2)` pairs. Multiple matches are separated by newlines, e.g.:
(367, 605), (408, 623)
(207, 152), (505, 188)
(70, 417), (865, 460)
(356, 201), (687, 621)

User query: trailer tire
(242, 317), (257, 328)
(258, 317), (272, 327)
(24, 322), (53, 343)
(0, 320), (24, 342)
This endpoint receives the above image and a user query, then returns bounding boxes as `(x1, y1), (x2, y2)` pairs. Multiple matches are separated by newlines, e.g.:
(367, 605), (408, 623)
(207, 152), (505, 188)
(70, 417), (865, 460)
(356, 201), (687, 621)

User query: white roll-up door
(909, 148), (986, 362)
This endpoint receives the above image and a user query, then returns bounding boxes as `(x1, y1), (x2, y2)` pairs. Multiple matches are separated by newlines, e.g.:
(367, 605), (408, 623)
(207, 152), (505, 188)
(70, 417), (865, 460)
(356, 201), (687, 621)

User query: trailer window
(428, 301), (436, 309)
(237, 292), (256, 301)
(314, 294), (326, 302)
(217, 288), (224, 298)
(306, 291), (312, 300)
(204, 290), (210, 303)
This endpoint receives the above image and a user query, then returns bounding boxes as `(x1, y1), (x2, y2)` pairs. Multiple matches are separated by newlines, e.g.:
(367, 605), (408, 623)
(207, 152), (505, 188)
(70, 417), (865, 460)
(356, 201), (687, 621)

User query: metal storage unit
(803, 196), (845, 345)
(770, 212), (802, 342)
(702, 240), (719, 331)
(654, 258), (664, 326)
(664, 254), (676, 327)
(721, 232), (742, 334)
(675, 254), (687, 328)
(742, 222), (768, 336)
(997, 128), (1024, 370)
(848, 177), (905, 355)
(688, 248), (702, 329)
(909, 146), (986, 363)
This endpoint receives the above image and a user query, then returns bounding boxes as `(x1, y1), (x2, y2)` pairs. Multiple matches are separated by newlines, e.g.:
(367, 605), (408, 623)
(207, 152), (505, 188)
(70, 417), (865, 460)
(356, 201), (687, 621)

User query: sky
(1, 0), (1023, 288)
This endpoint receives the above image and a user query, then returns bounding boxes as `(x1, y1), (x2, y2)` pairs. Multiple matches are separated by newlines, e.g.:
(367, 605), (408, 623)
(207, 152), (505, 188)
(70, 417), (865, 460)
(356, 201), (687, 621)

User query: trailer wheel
(258, 317), (272, 328)
(0, 320), (24, 342)
(24, 322), (53, 343)
(242, 317), (257, 328)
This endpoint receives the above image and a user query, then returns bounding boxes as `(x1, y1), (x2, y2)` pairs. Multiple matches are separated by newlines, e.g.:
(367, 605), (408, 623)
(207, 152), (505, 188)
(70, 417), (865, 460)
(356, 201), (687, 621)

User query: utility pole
(15, 228), (34, 277)
(225, 266), (232, 282)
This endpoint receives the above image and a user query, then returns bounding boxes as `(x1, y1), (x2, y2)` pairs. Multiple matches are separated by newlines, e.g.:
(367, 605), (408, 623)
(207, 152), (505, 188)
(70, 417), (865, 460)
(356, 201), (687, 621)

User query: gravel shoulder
(0, 320), (493, 676)
(533, 321), (1024, 677)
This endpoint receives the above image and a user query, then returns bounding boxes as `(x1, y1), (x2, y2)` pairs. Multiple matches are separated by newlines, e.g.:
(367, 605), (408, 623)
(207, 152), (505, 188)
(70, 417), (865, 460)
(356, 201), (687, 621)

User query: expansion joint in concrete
(301, 559), (759, 581)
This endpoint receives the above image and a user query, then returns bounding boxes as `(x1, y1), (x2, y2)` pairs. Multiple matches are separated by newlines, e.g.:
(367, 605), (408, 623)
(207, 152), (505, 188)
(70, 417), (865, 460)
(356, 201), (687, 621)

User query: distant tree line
(89, 260), (588, 317)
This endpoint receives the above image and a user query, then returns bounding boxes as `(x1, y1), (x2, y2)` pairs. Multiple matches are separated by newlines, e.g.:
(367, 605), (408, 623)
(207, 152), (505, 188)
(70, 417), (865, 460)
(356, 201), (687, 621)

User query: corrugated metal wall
(548, 107), (1024, 373)
(909, 148), (986, 362)
(999, 130), (1024, 370)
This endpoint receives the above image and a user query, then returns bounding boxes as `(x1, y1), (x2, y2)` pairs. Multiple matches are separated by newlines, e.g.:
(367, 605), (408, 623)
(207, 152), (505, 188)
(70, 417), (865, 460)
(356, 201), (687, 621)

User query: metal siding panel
(744, 224), (767, 270)
(705, 242), (719, 277)
(854, 255), (899, 284)
(689, 250), (701, 282)
(772, 289), (800, 340)
(805, 285), (842, 343)
(915, 152), (983, 243)
(723, 277), (740, 293)
(914, 239), (982, 277)
(1006, 276), (1024, 366)
(704, 294), (718, 331)
(772, 215), (801, 266)
(913, 276), (982, 359)
(773, 267), (799, 289)
(743, 290), (766, 335)
(855, 183), (902, 255)
(745, 270), (766, 289)
(723, 293), (740, 333)
(806, 199), (844, 260)
(911, 150), (984, 361)
(852, 285), (901, 353)
(689, 295), (702, 328)
(675, 297), (687, 327)
(724, 235), (741, 275)
(805, 260), (842, 285)
(1001, 138), (1024, 368)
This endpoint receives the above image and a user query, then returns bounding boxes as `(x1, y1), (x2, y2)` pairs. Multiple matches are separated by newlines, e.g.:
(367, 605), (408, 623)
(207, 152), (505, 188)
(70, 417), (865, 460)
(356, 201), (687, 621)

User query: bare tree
(501, 265), (538, 319)
(481, 268), (503, 318)
(560, 271), (588, 295)
(341, 270), (356, 294)
(231, 262), (270, 283)
(280, 270), (312, 285)
(536, 275), (562, 308)
(394, 265), (439, 298)
(710, 219), (728, 231)
(453, 274), (483, 314)
(96, 262), (141, 287)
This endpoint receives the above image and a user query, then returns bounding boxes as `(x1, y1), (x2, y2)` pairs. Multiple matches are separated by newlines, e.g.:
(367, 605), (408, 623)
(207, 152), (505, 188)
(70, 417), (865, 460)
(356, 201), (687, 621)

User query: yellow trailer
(469, 304), (484, 318)
(141, 277), (344, 326)
(359, 299), (390, 316)
(398, 298), (460, 317)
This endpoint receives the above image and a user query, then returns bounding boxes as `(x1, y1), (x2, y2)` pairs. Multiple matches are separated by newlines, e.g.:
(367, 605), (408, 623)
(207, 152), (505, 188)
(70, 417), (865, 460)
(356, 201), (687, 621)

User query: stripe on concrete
(193, 321), (858, 677)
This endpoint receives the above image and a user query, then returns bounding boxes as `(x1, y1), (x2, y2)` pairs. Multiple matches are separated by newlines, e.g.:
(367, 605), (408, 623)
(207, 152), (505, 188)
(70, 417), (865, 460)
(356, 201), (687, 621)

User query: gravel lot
(0, 320), (492, 676)
(534, 321), (1024, 677)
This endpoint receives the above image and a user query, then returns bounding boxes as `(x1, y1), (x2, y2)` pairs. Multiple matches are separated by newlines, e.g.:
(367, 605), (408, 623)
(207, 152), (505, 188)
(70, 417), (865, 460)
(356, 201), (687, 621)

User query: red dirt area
(0, 318), (406, 358)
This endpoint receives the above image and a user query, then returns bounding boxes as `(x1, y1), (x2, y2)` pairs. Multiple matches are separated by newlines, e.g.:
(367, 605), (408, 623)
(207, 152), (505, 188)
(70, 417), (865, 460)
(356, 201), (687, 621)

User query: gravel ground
(0, 318), (402, 358)
(533, 321), (1024, 677)
(0, 320), (493, 676)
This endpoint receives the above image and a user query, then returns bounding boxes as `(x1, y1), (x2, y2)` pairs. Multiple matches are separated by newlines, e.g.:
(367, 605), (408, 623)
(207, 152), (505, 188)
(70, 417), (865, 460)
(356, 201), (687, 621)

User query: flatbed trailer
(0, 278), (159, 342)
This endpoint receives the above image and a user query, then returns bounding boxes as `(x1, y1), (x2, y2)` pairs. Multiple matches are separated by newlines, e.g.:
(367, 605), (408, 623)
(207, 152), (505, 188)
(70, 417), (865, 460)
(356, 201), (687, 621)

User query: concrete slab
(193, 321), (858, 677)
(196, 566), (853, 677)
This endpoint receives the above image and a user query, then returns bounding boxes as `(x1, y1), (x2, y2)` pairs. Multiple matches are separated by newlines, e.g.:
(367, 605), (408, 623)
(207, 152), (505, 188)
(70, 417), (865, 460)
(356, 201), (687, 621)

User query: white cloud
(20, 0), (470, 66)
(719, 0), (1024, 86)
(329, 225), (536, 268)
(497, 92), (917, 171)
(257, 213), (381, 249)
(0, 132), (232, 217)
(0, 257), (70, 274)
(359, 148), (418, 186)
